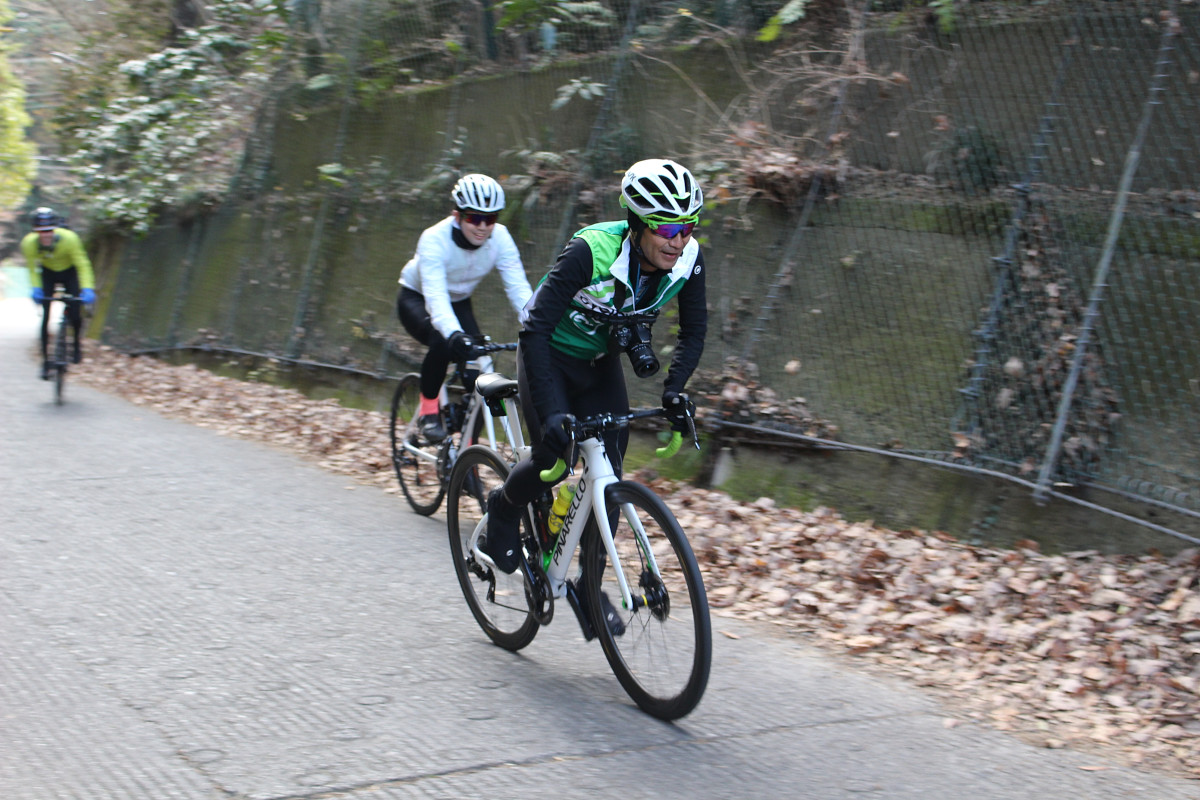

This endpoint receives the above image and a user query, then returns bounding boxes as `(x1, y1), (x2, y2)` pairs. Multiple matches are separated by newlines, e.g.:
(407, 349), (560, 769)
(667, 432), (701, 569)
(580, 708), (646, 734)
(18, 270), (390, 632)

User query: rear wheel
(447, 445), (538, 651)
(389, 374), (445, 515)
(583, 481), (711, 720)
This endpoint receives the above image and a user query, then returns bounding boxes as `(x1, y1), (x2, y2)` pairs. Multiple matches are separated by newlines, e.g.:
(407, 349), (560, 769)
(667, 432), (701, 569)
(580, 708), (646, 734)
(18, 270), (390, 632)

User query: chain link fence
(97, 0), (1200, 544)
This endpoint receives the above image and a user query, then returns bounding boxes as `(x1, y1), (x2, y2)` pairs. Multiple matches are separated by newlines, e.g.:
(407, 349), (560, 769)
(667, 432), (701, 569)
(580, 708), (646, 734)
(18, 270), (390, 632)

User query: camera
(612, 322), (659, 378)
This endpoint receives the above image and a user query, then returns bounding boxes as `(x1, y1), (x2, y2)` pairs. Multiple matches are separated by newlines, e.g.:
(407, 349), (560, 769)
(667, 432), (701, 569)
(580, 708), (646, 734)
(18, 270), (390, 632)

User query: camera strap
(619, 257), (657, 313)
(614, 274), (629, 312)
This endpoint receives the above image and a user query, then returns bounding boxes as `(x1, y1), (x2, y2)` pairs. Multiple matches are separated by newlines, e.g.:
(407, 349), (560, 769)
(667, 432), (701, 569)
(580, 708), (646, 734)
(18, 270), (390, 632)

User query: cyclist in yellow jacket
(21, 207), (96, 378)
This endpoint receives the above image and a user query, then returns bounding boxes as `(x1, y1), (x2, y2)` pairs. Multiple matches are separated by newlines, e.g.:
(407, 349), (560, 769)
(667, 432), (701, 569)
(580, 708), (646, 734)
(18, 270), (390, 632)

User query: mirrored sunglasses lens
(466, 213), (498, 225)
(651, 221), (694, 238)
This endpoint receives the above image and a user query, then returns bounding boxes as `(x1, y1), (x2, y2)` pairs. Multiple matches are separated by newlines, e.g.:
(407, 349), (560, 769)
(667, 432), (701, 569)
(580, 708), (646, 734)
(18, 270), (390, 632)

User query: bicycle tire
(389, 374), (446, 515)
(446, 445), (539, 651)
(53, 317), (68, 406)
(583, 481), (712, 720)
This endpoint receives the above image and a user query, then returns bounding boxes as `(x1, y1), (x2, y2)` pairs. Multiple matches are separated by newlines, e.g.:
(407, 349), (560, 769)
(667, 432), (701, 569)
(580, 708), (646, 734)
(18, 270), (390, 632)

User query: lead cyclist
(482, 158), (709, 604)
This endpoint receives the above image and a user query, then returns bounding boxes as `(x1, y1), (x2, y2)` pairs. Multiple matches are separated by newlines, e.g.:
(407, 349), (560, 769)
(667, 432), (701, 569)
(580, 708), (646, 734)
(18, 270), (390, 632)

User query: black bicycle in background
(44, 293), (80, 406)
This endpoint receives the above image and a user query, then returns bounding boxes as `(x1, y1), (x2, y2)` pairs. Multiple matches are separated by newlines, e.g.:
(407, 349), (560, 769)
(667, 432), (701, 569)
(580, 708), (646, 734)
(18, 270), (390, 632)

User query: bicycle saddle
(474, 372), (520, 415)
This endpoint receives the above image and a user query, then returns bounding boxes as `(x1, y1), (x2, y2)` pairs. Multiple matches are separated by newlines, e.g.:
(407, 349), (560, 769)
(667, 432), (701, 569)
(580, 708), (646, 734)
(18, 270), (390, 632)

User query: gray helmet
(619, 159), (703, 221)
(451, 174), (505, 213)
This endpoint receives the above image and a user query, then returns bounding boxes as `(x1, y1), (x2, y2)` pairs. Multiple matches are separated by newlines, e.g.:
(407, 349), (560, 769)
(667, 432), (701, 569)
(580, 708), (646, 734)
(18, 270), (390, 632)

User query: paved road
(2, 296), (1196, 800)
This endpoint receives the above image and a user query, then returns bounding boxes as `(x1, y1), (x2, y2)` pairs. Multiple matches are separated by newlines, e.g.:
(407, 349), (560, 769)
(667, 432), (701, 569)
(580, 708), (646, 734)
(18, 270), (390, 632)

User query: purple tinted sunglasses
(647, 220), (695, 239)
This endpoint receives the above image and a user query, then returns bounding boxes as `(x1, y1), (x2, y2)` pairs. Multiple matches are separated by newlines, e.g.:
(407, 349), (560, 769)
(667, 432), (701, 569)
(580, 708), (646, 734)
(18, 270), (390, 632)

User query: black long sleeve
(663, 250), (707, 396)
(518, 238), (595, 422)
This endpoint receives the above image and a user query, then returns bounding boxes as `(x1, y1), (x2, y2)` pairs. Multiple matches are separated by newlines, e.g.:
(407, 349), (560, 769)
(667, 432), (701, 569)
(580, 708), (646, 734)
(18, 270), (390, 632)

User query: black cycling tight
(396, 286), (482, 400)
(503, 344), (629, 507)
(38, 267), (82, 361)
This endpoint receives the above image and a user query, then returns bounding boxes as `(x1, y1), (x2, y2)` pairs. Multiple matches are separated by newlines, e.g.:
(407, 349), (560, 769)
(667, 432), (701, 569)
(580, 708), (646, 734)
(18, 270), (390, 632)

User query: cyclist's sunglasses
(461, 212), (499, 226)
(646, 219), (696, 239)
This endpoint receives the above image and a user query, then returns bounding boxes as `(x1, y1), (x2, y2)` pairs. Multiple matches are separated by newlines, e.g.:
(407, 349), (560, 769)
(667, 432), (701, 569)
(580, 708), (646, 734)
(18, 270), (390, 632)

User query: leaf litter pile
(76, 346), (1200, 781)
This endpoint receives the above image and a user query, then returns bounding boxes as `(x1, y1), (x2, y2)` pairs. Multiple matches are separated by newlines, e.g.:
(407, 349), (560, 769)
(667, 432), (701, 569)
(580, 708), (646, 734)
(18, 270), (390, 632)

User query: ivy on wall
(59, 0), (292, 234)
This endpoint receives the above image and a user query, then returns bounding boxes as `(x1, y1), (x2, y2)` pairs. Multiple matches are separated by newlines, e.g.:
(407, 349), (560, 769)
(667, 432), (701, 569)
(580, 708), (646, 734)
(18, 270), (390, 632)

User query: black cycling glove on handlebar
(537, 412), (573, 462)
(448, 331), (478, 362)
(662, 391), (696, 433)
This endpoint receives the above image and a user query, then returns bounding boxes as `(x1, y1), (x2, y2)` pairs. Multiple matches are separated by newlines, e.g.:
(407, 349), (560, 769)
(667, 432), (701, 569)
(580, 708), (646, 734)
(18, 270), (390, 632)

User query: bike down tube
(554, 438), (639, 614)
(542, 439), (592, 582)
(538, 410), (686, 608)
(466, 356), (495, 448)
(542, 465), (594, 596)
(540, 441), (628, 604)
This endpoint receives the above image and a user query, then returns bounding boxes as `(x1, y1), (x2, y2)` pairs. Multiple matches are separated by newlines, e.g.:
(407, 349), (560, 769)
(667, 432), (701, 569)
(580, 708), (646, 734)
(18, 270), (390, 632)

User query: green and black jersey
(519, 220), (707, 422)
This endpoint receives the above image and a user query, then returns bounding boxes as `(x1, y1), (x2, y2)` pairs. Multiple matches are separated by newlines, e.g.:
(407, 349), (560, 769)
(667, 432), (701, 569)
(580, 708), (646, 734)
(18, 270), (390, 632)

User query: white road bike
(446, 403), (712, 721)
(388, 340), (527, 515)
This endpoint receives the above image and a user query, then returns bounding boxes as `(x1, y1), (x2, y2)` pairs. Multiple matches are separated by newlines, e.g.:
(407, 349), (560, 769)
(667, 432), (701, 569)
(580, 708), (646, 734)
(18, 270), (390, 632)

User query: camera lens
(612, 321), (659, 377)
(627, 342), (659, 378)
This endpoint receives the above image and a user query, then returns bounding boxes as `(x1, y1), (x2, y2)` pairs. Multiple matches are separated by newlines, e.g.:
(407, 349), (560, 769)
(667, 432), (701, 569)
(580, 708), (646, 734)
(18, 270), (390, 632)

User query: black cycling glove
(539, 412), (573, 459)
(662, 390), (696, 434)
(448, 331), (477, 362)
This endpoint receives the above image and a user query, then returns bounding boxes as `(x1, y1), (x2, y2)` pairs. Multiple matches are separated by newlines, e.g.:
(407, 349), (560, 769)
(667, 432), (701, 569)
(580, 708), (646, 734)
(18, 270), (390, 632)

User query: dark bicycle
(44, 293), (81, 406)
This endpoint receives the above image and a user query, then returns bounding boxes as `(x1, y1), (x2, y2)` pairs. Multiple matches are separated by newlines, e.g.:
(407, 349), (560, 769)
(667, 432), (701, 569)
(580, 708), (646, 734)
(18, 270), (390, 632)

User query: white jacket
(398, 216), (532, 339)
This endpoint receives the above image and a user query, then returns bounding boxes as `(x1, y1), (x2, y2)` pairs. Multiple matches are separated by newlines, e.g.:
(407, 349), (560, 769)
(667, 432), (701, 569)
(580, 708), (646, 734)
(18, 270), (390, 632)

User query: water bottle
(547, 482), (575, 536)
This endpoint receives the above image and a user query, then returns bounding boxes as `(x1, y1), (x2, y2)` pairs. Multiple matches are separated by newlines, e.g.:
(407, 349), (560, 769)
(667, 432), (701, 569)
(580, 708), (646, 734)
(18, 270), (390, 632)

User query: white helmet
(619, 159), (703, 220)
(451, 173), (505, 212)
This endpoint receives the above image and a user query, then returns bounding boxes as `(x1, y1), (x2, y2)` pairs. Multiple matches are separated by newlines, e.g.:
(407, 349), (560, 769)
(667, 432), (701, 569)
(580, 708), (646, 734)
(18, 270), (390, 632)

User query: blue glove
(31, 287), (44, 303)
(80, 288), (96, 305)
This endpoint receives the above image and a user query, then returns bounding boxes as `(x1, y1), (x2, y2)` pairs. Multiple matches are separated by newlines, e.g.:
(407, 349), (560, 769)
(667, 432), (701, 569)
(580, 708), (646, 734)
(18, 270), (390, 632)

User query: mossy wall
(91, 11), (1200, 553)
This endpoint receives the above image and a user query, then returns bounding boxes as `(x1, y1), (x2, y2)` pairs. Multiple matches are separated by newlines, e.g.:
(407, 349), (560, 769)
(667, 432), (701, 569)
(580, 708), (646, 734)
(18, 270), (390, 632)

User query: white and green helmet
(619, 159), (703, 222)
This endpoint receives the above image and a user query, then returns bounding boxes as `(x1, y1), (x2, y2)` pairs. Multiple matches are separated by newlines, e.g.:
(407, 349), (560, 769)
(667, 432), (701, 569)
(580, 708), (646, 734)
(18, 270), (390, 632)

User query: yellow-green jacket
(22, 228), (95, 290)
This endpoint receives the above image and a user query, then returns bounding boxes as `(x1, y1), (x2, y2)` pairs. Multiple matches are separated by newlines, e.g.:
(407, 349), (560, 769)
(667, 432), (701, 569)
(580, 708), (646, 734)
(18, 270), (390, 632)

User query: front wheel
(390, 373), (445, 515)
(446, 445), (539, 651)
(53, 321), (68, 406)
(583, 481), (712, 720)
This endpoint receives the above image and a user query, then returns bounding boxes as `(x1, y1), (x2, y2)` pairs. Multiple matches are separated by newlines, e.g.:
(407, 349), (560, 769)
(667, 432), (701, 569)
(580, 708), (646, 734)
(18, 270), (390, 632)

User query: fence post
(740, 5), (864, 365)
(167, 217), (206, 348)
(547, 0), (643, 258)
(1033, 10), (1179, 502)
(954, 18), (1081, 434)
(285, 0), (368, 360)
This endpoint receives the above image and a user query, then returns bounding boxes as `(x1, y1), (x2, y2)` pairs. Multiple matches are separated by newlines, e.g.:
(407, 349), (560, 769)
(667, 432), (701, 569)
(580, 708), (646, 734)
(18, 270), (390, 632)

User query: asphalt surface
(2, 296), (1197, 800)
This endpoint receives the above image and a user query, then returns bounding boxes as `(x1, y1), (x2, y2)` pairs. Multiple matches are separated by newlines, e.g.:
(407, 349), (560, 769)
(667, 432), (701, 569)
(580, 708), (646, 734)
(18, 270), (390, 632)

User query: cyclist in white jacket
(396, 174), (532, 442)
